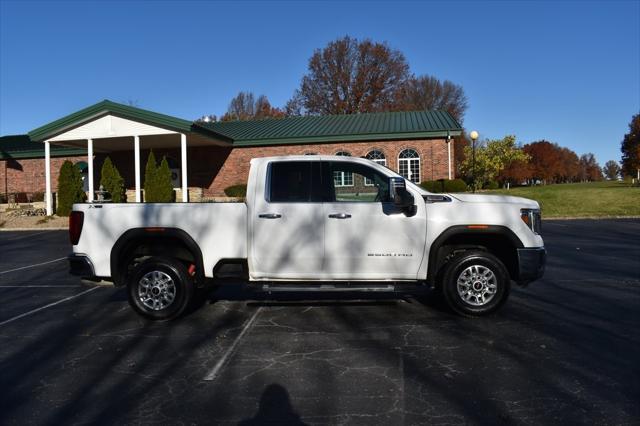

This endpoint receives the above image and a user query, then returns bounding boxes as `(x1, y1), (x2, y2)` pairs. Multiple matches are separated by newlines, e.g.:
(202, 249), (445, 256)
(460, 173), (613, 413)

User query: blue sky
(1, 0), (638, 165)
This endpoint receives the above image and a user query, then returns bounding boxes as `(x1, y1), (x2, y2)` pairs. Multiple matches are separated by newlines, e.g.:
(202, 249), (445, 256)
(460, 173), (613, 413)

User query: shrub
(444, 179), (468, 192)
(155, 156), (175, 202)
(100, 156), (125, 202)
(420, 179), (468, 193)
(143, 150), (158, 202)
(143, 151), (175, 202)
(484, 180), (499, 190)
(224, 184), (247, 198)
(57, 161), (86, 216)
(420, 180), (440, 192)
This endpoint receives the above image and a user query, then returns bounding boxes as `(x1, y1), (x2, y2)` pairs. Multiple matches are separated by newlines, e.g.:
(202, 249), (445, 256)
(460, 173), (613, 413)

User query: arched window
(365, 150), (386, 185)
(398, 149), (420, 183)
(366, 149), (386, 164)
(334, 151), (353, 187)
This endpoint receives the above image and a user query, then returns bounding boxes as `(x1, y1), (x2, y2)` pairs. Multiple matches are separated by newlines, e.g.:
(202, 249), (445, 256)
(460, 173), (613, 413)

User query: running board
(258, 283), (400, 293)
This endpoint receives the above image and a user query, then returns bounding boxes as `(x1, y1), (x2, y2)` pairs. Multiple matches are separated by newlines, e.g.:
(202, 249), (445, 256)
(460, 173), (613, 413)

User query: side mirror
(389, 177), (415, 209)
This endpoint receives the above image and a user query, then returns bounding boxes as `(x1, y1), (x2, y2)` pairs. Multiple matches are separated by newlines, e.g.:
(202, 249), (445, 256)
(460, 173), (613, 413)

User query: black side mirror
(389, 177), (415, 210)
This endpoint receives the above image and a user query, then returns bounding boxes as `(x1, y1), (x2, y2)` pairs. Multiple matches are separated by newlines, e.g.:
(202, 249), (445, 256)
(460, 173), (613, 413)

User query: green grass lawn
(484, 181), (640, 218)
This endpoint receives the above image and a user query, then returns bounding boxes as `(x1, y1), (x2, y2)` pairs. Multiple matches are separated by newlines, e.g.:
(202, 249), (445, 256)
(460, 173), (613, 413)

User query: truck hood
(450, 193), (540, 208)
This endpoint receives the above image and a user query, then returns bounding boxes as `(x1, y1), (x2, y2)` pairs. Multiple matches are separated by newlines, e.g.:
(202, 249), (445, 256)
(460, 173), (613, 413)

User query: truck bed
(72, 202), (248, 278)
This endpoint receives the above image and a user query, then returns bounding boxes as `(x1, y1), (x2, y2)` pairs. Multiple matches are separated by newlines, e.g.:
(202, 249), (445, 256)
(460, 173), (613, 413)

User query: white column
(87, 139), (94, 202)
(134, 136), (141, 202)
(44, 141), (52, 216)
(447, 137), (452, 180)
(180, 133), (188, 202)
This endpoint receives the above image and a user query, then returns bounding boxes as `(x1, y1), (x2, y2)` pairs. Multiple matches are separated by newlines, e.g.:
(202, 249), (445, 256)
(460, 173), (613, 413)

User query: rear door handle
(258, 213), (282, 219)
(328, 213), (351, 219)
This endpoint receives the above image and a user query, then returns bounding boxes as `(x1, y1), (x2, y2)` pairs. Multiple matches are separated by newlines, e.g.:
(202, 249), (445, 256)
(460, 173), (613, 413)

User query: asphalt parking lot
(0, 220), (639, 425)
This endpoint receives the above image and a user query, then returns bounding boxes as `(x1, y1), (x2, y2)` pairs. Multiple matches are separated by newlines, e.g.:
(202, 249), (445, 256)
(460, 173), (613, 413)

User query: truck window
(268, 161), (313, 202)
(327, 162), (390, 202)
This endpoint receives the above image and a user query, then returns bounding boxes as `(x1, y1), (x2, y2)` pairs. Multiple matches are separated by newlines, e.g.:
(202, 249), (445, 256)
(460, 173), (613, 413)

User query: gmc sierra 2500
(68, 155), (545, 320)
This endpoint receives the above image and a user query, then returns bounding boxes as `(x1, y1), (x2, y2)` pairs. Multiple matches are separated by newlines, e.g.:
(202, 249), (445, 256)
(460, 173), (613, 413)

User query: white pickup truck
(68, 155), (545, 320)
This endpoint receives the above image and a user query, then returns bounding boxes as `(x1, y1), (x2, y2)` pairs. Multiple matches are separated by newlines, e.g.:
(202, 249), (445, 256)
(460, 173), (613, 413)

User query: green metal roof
(197, 110), (462, 146)
(27, 100), (226, 142)
(0, 135), (86, 160)
(5, 101), (462, 159)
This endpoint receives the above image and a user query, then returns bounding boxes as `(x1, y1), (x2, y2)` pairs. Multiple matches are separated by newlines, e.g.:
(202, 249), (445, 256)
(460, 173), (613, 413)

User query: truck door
(321, 160), (426, 280)
(250, 160), (325, 279)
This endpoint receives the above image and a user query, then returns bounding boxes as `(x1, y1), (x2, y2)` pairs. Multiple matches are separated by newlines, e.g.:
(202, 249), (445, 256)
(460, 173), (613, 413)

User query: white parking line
(0, 257), (66, 275)
(0, 285), (82, 288)
(203, 307), (262, 381)
(0, 286), (100, 327)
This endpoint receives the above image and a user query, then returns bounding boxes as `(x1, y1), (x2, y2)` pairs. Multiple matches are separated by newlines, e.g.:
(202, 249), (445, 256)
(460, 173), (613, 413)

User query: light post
(470, 130), (479, 193)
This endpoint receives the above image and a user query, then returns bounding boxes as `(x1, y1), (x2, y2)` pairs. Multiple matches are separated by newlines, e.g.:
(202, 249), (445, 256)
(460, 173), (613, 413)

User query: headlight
(521, 208), (542, 235)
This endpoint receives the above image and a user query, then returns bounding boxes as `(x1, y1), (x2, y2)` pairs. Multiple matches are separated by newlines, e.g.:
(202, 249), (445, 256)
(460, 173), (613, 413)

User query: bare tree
(396, 75), (468, 123)
(221, 92), (284, 121)
(224, 91), (256, 121)
(296, 36), (410, 114)
(579, 153), (603, 182)
(284, 90), (304, 116)
(603, 160), (621, 180)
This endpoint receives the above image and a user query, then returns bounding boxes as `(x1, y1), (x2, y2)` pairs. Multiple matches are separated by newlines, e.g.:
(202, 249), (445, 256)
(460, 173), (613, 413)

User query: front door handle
(328, 213), (351, 219)
(258, 213), (282, 219)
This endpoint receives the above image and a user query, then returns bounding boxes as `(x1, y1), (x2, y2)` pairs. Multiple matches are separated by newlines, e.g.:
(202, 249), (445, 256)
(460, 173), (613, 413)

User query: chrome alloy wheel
(456, 265), (498, 306)
(138, 270), (176, 311)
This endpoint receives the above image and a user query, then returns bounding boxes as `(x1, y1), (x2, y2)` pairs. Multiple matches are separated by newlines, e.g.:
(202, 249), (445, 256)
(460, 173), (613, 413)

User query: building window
(365, 150), (387, 185)
(398, 149), (420, 183)
(333, 151), (353, 187)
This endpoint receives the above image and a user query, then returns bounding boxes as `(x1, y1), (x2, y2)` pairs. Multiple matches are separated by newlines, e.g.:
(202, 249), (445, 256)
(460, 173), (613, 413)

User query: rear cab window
(267, 161), (326, 202)
(266, 160), (390, 203)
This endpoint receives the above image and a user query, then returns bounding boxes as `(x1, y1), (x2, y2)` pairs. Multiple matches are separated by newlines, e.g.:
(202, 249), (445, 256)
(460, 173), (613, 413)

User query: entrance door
(322, 160), (426, 280)
(250, 160), (325, 279)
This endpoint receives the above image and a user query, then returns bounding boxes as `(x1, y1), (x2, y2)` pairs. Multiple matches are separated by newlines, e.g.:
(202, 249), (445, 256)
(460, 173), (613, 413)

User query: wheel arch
(110, 228), (205, 287)
(427, 225), (524, 285)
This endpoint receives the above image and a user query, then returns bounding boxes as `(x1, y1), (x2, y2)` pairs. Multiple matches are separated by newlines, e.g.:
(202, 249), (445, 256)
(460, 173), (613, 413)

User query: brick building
(0, 100), (462, 213)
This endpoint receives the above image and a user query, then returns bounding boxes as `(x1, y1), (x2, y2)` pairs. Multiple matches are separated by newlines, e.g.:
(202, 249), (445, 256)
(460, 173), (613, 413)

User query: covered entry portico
(28, 101), (231, 215)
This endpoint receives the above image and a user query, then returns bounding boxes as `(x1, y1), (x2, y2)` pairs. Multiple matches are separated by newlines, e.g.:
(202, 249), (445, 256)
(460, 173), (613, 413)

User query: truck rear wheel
(441, 250), (510, 316)
(127, 257), (194, 321)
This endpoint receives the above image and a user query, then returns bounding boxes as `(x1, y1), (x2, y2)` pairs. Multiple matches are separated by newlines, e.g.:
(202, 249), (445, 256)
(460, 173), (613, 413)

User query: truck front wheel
(441, 250), (510, 316)
(127, 257), (194, 320)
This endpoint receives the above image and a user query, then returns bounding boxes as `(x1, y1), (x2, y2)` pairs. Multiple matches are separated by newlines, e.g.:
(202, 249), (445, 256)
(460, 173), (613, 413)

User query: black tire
(440, 250), (510, 316)
(127, 256), (194, 321)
